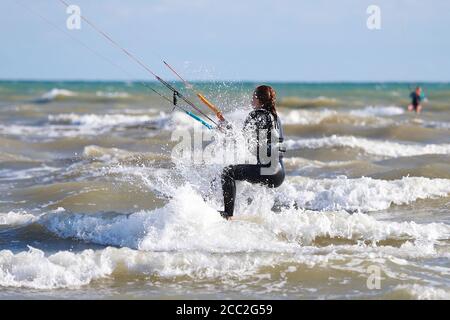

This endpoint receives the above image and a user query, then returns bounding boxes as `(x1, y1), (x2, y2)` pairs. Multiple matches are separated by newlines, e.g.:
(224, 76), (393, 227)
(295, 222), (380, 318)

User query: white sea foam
(95, 91), (129, 99)
(0, 211), (36, 226)
(0, 246), (293, 289)
(0, 247), (115, 289)
(82, 145), (168, 163)
(0, 239), (448, 290)
(281, 109), (338, 125)
(283, 157), (357, 169)
(285, 135), (450, 157)
(279, 107), (400, 127)
(39, 185), (294, 252)
(0, 124), (98, 139)
(105, 160), (450, 215)
(280, 176), (450, 212)
(38, 88), (76, 102)
(350, 106), (404, 117)
(2, 180), (449, 290)
(48, 112), (168, 128)
(389, 284), (450, 300)
(0, 113), (170, 139)
(34, 176), (450, 251)
(422, 120), (450, 130)
(0, 165), (59, 182)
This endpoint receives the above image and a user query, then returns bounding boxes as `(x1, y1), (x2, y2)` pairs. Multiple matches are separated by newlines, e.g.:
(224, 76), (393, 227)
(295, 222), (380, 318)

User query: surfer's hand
(218, 120), (232, 132)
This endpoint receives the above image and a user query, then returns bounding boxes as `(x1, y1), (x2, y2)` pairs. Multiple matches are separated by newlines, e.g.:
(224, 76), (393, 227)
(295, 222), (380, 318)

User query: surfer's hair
(254, 85), (277, 122)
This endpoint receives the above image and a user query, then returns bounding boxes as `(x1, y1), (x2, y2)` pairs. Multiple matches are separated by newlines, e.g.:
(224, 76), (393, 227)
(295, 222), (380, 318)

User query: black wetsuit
(410, 92), (421, 110)
(221, 109), (286, 217)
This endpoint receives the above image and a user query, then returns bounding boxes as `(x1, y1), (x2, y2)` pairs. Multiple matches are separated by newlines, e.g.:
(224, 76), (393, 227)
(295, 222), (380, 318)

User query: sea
(0, 81), (449, 299)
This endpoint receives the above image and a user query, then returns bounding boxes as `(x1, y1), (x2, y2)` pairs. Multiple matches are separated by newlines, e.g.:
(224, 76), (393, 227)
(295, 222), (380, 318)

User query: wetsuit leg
(221, 162), (285, 217)
(221, 166), (237, 216)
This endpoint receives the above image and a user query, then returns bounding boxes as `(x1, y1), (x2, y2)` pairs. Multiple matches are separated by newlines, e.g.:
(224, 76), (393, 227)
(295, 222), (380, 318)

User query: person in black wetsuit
(219, 85), (286, 220)
(408, 86), (424, 114)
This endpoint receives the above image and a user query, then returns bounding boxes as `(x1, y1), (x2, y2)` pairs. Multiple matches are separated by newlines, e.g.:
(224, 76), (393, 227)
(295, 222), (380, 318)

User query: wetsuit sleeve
(244, 110), (271, 131)
(243, 112), (256, 132)
(243, 111), (259, 154)
(277, 117), (284, 143)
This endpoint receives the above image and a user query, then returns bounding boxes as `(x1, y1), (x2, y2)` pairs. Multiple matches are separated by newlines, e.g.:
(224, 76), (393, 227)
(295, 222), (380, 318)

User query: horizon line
(1, 78), (449, 84)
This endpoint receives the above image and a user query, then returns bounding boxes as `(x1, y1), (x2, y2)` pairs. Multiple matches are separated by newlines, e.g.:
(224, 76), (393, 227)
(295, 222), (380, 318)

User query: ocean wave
(279, 96), (338, 108)
(0, 113), (171, 140)
(387, 284), (450, 300)
(283, 157), (357, 169)
(285, 135), (450, 157)
(0, 165), (59, 182)
(39, 185), (292, 252)
(0, 112), (170, 139)
(349, 106), (404, 117)
(33, 88), (142, 104)
(111, 159), (450, 214)
(422, 120), (450, 130)
(2, 204), (449, 291)
(0, 247), (115, 289)
(0, 211), (36, 226)
(0, 152), (35, 163)
(1, 242), (446, 290)
(95, 91), (130, 99)
(1, 241), (447, 291)
(34, 88), (77, 103)
(282, 158), (384, 178)
(48, 113), (168, 128)
(279, 106), (450, 132)
(82, 145), (170, 163)
(281, 109), (337, 125)
(280, 109), (391, 127)
(1, 181), (449, 290)
(34, 178), (450, 251)
(280, 176), (450, 213)
(0, 123), (98, 139)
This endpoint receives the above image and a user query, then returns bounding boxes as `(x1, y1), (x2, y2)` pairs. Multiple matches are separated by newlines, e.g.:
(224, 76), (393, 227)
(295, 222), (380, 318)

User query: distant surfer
(219, 85), (286, 220)
(408, 86), (425, 114)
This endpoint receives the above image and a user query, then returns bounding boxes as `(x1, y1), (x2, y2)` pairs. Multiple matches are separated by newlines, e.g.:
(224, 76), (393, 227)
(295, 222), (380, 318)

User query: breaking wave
(285, 135), (450, 157)
(34, 88), (77, 103)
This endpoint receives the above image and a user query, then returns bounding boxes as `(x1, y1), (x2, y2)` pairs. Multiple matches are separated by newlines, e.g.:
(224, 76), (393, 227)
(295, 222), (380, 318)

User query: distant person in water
(408, 86), (425, 114)
(219, 85), (286, 220)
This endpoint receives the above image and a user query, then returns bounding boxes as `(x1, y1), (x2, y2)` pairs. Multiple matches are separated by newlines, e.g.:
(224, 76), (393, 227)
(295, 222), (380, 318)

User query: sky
(1, 0), (450, 82)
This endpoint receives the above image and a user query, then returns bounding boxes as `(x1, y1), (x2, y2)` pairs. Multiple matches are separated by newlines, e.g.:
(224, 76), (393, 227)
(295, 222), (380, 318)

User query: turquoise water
(2, 81), (449, 110)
